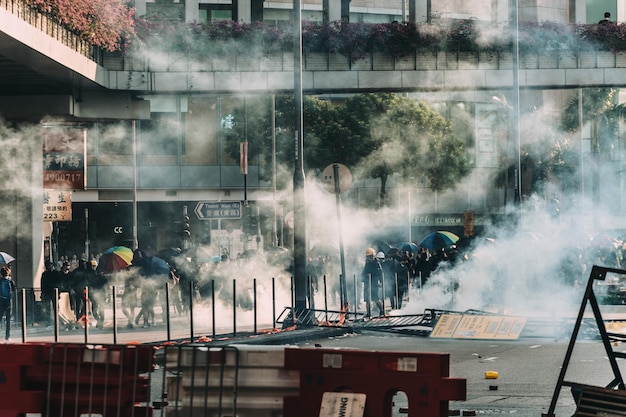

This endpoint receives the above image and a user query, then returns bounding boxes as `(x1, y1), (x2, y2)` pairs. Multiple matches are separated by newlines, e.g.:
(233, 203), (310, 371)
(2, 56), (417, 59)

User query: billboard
(43, 127), (86, 190)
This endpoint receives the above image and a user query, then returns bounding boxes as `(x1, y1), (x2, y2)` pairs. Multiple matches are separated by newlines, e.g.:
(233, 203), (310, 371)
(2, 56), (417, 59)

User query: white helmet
(376, 252), (385, 260)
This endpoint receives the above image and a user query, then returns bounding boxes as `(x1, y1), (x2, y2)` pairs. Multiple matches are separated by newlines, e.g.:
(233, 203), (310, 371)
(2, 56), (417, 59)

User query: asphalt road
(293, 330), (624, 417)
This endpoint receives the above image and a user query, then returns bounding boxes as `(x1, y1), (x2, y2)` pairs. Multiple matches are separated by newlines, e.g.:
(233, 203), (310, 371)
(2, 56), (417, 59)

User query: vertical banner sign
(43, 127), (86, 190)
(43, 190), (72, 221)
(240, 141), (248, 175)
(463, 210), (475, 237)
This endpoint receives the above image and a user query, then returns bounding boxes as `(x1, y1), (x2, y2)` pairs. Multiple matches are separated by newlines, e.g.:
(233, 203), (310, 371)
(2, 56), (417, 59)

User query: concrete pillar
(324, 0), (341, 23)
(185, 0), (200, 22)
(408, 0), (428, 24)
(341, 0), (350, 22)
(251, 0), (264, 21)
(0, 131), (43, 290)
(237, 0), (252, 22)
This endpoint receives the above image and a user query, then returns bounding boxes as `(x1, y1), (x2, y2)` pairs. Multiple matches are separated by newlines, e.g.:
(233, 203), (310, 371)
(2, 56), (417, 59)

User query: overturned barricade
(160, 344), (466, 417)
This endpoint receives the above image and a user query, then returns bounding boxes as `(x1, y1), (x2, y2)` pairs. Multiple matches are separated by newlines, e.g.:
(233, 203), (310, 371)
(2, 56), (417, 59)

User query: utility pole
(511, 0), (522, 206)
(292, 0), (308, 314)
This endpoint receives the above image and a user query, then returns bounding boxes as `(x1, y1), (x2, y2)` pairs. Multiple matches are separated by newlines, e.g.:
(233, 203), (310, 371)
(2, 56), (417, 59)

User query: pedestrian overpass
(101, 47), (626, 95)
(3, 1), (626, 119)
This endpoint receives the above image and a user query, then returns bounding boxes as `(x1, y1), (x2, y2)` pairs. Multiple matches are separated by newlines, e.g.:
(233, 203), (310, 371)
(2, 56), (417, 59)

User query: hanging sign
(43, 190), (72, 222)
(43, 127), (86, 190)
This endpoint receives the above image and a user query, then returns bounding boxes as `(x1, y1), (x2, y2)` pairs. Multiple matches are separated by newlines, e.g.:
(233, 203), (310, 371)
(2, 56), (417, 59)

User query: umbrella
(156, 247), (183, 264)
(396, 242), (419, 254)
(97, 246), (133, 273)
(0, 251), (15, 265)
(418, 231), (460, 250)
(150, 256), (171, 276)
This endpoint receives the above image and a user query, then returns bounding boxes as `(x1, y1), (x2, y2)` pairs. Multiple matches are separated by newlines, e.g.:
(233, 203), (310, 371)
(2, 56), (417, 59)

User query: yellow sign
(430, 314), (463, 338)
(319, 392), (366, 417)
(605, 321), (626, 335)
(43, 190), (72, 222)
(431, 314), (527, 340)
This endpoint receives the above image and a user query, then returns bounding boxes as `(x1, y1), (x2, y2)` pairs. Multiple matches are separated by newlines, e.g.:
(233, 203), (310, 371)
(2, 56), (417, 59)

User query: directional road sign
(195, 201), (242, 220)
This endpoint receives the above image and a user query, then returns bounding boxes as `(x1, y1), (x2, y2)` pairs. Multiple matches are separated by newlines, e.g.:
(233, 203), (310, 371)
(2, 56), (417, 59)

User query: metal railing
(0, 271), (418, 344)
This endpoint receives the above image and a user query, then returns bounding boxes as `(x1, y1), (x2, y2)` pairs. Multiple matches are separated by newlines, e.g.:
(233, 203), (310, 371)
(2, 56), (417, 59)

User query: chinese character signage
(43, 190), (72, 221)
(195, 201), (242, 220)
(43, 127), (86, 190)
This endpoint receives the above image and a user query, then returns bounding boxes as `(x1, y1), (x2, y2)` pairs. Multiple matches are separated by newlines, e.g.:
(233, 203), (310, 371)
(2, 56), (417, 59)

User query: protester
(361, 247), (384, 318)
(40, 261), (59, 326)
(0, 266), (15, 340)
(306, 256), (319, 310)
(58, 261), (77, 331)
(87, 260), (108, 329)
(70, 260), (89, 328)
(132, 249), (153, 327)
(122, 272), (138, 328)
(378, 251), (395, 309)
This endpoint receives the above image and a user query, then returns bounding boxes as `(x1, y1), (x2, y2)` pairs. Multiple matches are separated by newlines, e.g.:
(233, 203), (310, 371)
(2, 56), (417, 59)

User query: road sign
(321, 163), (352, 194)
(195, 201), (242, 220)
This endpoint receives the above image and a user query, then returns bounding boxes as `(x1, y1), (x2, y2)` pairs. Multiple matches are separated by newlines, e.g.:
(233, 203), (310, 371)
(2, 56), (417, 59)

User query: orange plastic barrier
(0, 343), (47, 417)
(0, 343), (155, 417)
(282, 347), (466, 417)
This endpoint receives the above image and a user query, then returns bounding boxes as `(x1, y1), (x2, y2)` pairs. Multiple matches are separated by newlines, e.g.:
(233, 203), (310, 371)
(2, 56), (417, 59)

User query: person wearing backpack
(0, 265), (16, 341)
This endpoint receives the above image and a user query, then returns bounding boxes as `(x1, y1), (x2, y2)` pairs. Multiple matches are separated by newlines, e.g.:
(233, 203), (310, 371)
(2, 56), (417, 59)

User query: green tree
(490, 94), (580, 204)
(561, 88), (626, 202)
(223, 93), (471, 205)
(315, 94), (469, 204)
(221, 95), (334, 188)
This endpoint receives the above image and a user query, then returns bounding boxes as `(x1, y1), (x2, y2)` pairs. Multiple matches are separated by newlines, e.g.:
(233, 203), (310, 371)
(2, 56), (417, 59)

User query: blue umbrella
(150, 256), (171, 276)
(395, 242), (419, 254)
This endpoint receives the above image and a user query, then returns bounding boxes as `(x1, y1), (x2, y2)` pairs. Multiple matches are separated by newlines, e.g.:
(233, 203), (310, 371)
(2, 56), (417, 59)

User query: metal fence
(1, 272), (415, 344)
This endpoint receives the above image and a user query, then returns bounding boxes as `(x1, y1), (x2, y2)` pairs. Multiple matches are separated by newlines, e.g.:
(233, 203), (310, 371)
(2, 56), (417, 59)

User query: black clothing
(40, 266), (60, 325)
(361, 256), (383, 317)
(0, 276), (15, 339)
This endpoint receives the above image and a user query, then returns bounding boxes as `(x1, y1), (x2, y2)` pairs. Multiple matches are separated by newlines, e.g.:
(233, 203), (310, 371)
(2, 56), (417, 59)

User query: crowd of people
(40, 257), (108, 331)
(39, 249), (179, 331)
(32, 228), (626, 333)
(357, 245), (460, 318)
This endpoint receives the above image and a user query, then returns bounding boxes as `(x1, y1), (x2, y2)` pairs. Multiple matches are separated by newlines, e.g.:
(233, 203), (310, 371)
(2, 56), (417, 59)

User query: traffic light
(242, 204), (253, 235)
(182, 214), (191, 240)
(181, 205), (191, 249)
(249, 212), (258, 233)
(550, 195), (560, 218)
(242, 205), (260, 235)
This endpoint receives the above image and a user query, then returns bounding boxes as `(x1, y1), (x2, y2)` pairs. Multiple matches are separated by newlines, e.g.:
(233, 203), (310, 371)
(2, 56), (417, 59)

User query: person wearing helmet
(378, 251), (394, 308)
(361, 248), (384, 318)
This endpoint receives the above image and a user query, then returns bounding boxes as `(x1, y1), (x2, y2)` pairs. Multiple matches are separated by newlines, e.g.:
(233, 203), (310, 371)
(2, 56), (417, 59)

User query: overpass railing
(103, 47), (626, 73)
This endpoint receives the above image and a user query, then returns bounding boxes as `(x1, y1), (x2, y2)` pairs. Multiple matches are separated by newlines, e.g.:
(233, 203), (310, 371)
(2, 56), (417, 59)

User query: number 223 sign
(43, 190), (72, 222)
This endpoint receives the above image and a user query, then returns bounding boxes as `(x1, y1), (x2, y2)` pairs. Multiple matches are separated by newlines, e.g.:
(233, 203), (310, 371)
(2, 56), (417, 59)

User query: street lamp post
(511, 0), (522, 206)
(292, 0), (307, 314)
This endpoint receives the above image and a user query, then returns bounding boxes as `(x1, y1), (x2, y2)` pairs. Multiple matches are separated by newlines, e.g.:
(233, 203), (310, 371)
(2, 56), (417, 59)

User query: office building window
(199, 4), (233, 22)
